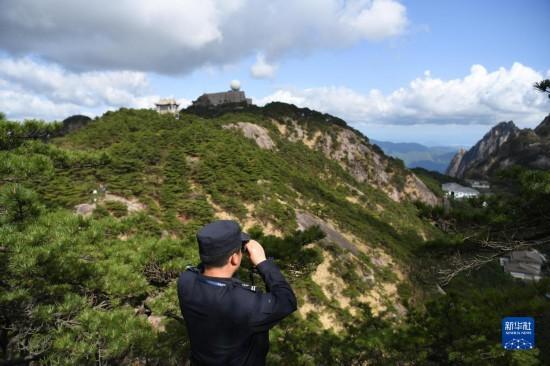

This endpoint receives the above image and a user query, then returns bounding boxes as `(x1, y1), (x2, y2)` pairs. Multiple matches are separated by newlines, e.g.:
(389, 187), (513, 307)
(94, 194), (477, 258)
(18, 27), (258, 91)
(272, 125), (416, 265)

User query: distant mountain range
(371, 139), (460, 173)
(446, 114), (550, 179)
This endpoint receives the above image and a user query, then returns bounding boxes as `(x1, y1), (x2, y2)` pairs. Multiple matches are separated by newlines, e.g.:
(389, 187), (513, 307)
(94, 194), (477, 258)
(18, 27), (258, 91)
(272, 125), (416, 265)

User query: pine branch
(438, 236), (550, 286)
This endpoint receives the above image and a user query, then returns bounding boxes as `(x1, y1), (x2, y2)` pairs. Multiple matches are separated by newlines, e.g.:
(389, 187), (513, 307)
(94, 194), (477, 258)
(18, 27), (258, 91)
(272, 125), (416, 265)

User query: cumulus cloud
(0, 0), (408, 74)
(257, 63), (550, 127)
(0, 57), (181, 121)
(250, 54), (278, 79)
(341, 0), (407, 40)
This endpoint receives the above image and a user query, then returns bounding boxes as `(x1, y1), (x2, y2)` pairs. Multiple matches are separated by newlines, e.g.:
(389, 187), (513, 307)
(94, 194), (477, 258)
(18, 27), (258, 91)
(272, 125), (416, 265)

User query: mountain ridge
(445, 116), (550, 178)
(184, 102), (439, 205)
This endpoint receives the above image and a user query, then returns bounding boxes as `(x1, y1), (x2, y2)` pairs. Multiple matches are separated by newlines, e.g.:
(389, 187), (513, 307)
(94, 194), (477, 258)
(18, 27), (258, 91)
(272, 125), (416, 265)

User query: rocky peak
(489, 120), (520, 137)
(445, 114), (550, 179)
(467, 121), (519, 159)
(534, 114), (550, 138)
(445, 148), (466, 177)
(447, 121), (520, 178)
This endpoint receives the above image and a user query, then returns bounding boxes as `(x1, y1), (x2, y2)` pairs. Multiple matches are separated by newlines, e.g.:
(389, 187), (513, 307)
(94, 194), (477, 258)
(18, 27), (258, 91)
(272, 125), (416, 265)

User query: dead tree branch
(438, 237), (550, 286)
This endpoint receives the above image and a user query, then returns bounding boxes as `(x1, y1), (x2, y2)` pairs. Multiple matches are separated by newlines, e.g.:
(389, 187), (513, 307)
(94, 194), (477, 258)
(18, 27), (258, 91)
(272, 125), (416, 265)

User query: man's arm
(245, 241), (297, 332)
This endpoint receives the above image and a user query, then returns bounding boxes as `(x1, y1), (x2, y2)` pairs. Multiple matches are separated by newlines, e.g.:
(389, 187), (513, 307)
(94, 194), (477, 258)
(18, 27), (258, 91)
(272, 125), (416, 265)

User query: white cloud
(341, 0), (407, 41)
(250, 54), (278, 79)
(0, 57), (171, 121)
(0, 0), (408, 74)
(257, 63), (550, 128)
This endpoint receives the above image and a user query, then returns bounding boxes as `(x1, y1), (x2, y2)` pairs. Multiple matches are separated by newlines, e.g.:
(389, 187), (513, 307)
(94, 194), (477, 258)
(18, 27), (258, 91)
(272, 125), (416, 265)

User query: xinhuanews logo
(502, 317), (535, 350)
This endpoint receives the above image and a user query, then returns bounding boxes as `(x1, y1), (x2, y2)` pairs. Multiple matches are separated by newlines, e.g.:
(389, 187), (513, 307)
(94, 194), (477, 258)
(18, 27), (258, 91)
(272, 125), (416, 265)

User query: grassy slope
(53, 108), (437, 256)
(3, 108), (548, 365)
(0, 107), (441, 364)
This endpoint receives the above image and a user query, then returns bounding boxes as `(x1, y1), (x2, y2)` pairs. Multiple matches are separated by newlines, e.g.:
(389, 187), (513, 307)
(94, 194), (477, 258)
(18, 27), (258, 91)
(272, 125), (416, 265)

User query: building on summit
(192, 80), (252, 107)
(155, 98), (179, 115)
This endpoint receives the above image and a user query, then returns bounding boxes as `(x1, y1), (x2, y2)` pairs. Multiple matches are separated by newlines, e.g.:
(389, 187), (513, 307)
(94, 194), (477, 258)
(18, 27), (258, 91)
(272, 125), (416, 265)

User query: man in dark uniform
(177, 220), (297, 365)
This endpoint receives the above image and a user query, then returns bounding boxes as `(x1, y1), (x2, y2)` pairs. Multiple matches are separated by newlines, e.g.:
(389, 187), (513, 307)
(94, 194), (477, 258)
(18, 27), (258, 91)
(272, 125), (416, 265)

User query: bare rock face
(102, 193), (146, 213)
(275, 120), (439, 205)
(446, 148), (466, 177)
(296, 211), (360, 254)
(74, 203), (96, 217)
(223, 122), (275, 150)
(75, 194), (146, 218)
(296, 210), (408, 319)
(405, 174), (440, 206)
(446, 121), (520, 178)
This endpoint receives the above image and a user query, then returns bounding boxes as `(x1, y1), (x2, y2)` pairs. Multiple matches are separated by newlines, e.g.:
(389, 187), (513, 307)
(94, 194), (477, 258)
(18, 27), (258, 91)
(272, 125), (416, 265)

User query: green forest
(1, 106), (549, 365)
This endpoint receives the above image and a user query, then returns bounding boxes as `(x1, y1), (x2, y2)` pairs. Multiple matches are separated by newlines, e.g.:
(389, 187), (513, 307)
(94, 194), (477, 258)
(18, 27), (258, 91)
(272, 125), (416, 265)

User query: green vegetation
(1, 107), (549, 365)
(411, 167), (465, 197)
(103, 201), (128, 217)
(411, 166), (550, 364)
(534, 79), (550, 98)
(0, 118), (62, 150)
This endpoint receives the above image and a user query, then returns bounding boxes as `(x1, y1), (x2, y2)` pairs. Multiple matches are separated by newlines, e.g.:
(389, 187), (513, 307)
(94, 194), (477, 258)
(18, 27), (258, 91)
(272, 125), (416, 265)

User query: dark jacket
(177, 259), (297, 366)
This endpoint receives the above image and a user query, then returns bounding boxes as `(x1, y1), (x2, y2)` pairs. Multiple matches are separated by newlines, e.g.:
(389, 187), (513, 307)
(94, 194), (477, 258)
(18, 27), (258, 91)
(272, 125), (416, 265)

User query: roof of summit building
(504, 261), (542, 276)
(193, 90), (251, 106)
(155, 98), (179, 106)
(510, 250), (547, 264)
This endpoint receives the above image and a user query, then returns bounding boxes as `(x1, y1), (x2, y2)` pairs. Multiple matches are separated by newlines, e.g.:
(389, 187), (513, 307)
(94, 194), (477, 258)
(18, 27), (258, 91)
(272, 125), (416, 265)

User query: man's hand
(244, 240), (267, 266)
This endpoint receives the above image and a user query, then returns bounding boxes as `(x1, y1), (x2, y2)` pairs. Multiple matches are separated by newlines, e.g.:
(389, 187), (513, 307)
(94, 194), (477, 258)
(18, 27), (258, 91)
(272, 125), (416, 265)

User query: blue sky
(1, 0), (549, 146)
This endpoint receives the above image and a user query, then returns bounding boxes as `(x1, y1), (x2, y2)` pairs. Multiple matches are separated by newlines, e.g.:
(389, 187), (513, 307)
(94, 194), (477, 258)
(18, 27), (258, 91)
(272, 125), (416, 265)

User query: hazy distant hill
(372, 139), (459, 173)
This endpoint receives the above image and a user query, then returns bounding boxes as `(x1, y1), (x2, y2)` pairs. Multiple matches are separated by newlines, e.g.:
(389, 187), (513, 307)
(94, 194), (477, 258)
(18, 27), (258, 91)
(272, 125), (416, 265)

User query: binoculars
(241, 239), (249, 253)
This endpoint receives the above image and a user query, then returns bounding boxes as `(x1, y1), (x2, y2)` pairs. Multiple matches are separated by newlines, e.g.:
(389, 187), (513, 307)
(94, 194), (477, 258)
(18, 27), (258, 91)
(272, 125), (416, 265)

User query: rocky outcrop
(405, 174), (440, 206)
(296, 211), (360, 254)
(273, 119), (439, 205)
(446, 115), (550, 178)
(74, 194), (145, 218)
(446, 148), (466, 177)
(223, 122), (276, 150)
(535, 114), (550, 138)
(74, 203), (96, 217)
(296, 210), (407, 319)
(102, 193), (146, 213)
(447, 121), (520, 178)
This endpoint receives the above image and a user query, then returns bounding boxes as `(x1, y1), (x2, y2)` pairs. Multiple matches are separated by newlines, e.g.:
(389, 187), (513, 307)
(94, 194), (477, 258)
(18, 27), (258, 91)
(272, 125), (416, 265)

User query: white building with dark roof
(442, 182), (480, 199)
(155, 98), (179, 115)
(500, 250), (547, 281)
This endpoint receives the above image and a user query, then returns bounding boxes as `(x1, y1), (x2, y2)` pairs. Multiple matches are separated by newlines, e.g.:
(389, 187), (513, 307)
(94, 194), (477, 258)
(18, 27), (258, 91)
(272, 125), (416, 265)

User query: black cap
(197, 220), (250, 260)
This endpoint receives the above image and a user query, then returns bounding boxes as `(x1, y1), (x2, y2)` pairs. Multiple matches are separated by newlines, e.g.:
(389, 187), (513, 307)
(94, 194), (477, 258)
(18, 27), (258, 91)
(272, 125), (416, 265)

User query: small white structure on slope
(442, 182), (479, 199)
(466, 179), (490, 190)
(155, 98), (179, 115)
(500, 250), (547, 281)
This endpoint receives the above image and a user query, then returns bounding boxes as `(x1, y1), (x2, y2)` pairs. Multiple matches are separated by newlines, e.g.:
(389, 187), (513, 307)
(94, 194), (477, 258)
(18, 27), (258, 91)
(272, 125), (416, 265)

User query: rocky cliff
(534, 114), (550, 138)
(189, 102), (439, 206)
(446, 115), (550, 178)
(445, 148), (466, 177)
(269, 116), (439, 206)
